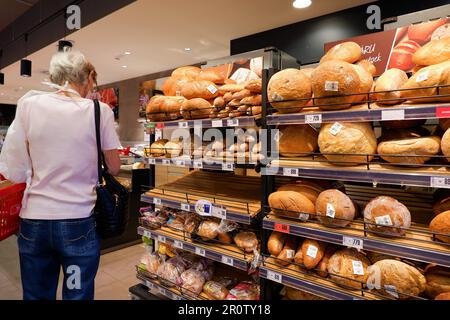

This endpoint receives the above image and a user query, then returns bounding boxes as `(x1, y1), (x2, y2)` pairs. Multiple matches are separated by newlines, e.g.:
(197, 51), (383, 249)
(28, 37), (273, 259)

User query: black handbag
(93, 99), (129, 239)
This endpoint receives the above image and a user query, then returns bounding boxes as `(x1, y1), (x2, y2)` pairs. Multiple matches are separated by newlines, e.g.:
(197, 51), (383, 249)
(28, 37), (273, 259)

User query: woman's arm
(103, 149), (121, 176)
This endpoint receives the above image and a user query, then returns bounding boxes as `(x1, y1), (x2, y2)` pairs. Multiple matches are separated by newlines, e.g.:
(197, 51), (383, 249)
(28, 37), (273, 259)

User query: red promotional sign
(274, 223), (290, 234)
(436, 106), (450, 118)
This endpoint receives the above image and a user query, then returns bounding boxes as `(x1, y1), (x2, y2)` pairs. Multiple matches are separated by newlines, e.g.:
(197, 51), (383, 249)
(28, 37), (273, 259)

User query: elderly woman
(0, 50), (121, 300)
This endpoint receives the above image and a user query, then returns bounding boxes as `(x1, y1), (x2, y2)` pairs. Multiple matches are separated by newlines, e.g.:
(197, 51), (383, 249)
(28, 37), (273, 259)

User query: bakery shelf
(263, 214), (450, 268)
(145, 156), (256, 171)
(267, 103), (450, 125)
(263, 159), (450, 189)
(138, 226), (251, 271)
(147, 115), (260, 129)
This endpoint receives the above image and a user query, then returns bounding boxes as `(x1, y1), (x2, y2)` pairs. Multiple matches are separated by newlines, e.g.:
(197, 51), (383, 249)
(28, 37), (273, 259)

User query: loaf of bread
(218, 231), (233, 244)
(203, 281), (229, 300)
(268, 191), (315, 221)
(356, 59), (377, 76)
(181, 98), (212, 119)
(373, 69), (408, 105)
(172, 66), (202, 79)
(320, 42), (362, 64)
(234, 231), (258, 253)
(197, 220), (220, 241)
(377, 136), (441, 164)
(363, 196), (411, 236)
(429, 210), (450, 243)
(245, 79), (262, 93)
(218, 84), (245, 94)
(247, 106), (262, 116)
(268, 231), (287, 256)
(412, 37), (450, 66)
(318, 122), (377, 164)
(240, 95), (262, 106)
(277, 183), (322, 204)
(317, 246), (338, 277)
(278, 125), (318, 157)
(312, 61), (362, 110)
(327, 248), (370, 289)
(352, 64), (374, 103)
(213, 96), (226, 110)
(276, 236), (297, 266)
(315, 189), (356, 227)
(294, 243), (304, 265)
(442, 128), (450, 158)
(146, 95), (185, 122)
(232, 89), (252, 101)
(268, 68), (312, 113)
(301, 239), (326, 270)
(367, 259), (426, 299)
(163, 77), (191, 96)
(196, 69), (226, 84)
(164, 140), (183, 158)
(150, 139), (168, 157)
(181, 80), (219, 100)
(435, 292), (450, 300)
(424, 265), (450, 298)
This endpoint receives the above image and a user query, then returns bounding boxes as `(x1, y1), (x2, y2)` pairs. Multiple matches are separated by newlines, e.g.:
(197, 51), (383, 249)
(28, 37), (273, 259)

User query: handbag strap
(94, 99), (108, 184)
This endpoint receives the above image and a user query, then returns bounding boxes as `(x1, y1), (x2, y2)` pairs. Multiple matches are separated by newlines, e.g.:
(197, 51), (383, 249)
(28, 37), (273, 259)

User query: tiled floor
(0, 236), (145, 300)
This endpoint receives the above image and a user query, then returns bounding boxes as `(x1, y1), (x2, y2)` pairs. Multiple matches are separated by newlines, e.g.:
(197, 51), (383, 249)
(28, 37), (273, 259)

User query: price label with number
(195, 247), (206, 257)
(158, 287), (166, 295)
(211, 205), (227, 219)
(352, 260), (365, 275)
(176, 160), (186, 167)
(178, 122), (188, 128)
(305, 114), (322, 124)
(342, 236), (364, 250)
(211, 120), (223, 128)
(143, 230), (152, 238)
(162, 159), (171, 166)
(326, 203), (336, 218)
(157, 235), (166, 243)
(375, 215), (392, 226)
(153, 198), (162, 205)
(431, 177), (450, 189)
(193, 160), (203, 169)
(181, 203), (190, 211)
(381, 109), (405, 121)
(173, 240), (184, 249)
(283, 168), (299, 177)
(221, 256), (234, 266)
(325, 81), (339, 92)
(274, 223), (290, 234)
(329, 122), (343, 136)
(222, 163), (234, 171)
(267, 270), (282, 284)
(145, 280), (154, 289)
(227, 119), (239, 127)
(148, 158), (156, 165)
(306, 245), (318, 258)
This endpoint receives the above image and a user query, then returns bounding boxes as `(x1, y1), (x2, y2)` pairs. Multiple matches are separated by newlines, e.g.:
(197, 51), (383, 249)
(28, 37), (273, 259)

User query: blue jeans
(17, 215), (100, 300)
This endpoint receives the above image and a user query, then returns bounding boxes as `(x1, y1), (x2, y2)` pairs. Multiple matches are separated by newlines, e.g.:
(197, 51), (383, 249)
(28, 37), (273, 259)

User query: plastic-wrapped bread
(197, 220), (220, 241)
(203, 281), (229, 300)
(373, 69), (408, 105)
(234, 231), (258, 253)
(150, 139), (168, 157)
(317, 246), (338, 277)
(157, 256), (188, 287)
(327, 248), (370, 289)
(180, 269), (206, 296)
(315, 189), (356, 227)
(363, 196), (411, 237)
(141, 252), (162, 277)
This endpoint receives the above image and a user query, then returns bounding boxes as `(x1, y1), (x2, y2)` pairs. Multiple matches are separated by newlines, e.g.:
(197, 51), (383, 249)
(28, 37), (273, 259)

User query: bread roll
(268, 191), (315, 221)
(352, 64), (374, 103)
(219, 84), (245, 94)
(317, 246), (338, 277)
(268, 68), (312, 113)
(146, 95), (185, 122)
(373, 69), (408, 105)
(172, 66), (201, 79)
(320, 42), (362, 64)
(301, 239), (326, 270)
(424, 265), (450, 298)
(181, 81), (219, 100)
(197, 220), (220, 240)
(196, 69), (226, 84)
(318, 122), (377, 164)
(312, 61), (362, 110)
(240, 95), (262, 106)
(278, 125), (318, 157)
(327, 248), (370, 289)
(245, 79), (262, 93)
(276, 236), (297, 266)
(363, 196), (411, 236)
(150, 139), (168, 157)
(378, 135), (441, 164)
(315, 189), (356, 227)
(164, 140), (183, 158)
(223, 92), (233, 103)
(232, 89), (252, 101)
(234, 232), (258, 253)
(163, 77), (191, 96)
(268, 231), (287, 256)
(247, 106), (262, 116)
(277, 183), (321, 204)
(412, 37), (450, 66)
(213, 96), (225, 109)
(442, 128), (450, 158)
(429, 210), (450, 243)
(435, 292), (450, 300)
(181, 98), (212, 120)
(356, 59), (377, 76)
(367, 259), (426, 299)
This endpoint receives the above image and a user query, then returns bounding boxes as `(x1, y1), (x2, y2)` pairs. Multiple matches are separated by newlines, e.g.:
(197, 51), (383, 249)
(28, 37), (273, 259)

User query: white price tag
(352, 260), (365, 275)
(221, 256), (234, 266)
(158, 287), (166, 295)
(195, 247), (206, 257)
(326, 203), (336, 218)
(143, 230), (152, 238)
(211, 205), (227, 219)
(283, 168), (299, 177)
(329, 122), (343, 136)
(153, 198), (162, 205)
(306, 245), (318, 258)
(178, 122), (188, 128)
(431, 177), (450, 189)
(416, 71), (429, 83)
(145, 280), (154, 289)
(173, 240), (184, 249)
(222, 163), (234, 171)
(193, 160), (203, 169)
(181, 203), (190, 211)
(176, 160), (186, 167)
(155, 129), (163, 141)
(325, 81), (339, 92)
(286, 249), (295, 259)
(299, 213), (309, 222)
(162, 159), (171, 166)
(157, 235), (166, 243)
(212, 120), (223, 128)
(267, 270), (282, 284)
(342, 236), (364, 250)
(305, 114), (322, 124)
(227, 119), (239, 127)
(375, 215), (392, 226)
(381, 109), (405, 121)
(148, 158), (156, 165)
(384, 285), (399, 298)
(207, 84), (218, 94)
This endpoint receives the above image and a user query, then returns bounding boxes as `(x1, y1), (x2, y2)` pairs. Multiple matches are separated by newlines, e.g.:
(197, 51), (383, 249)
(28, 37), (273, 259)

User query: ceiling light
(58, 40), (73, 52)
(184, 48), (191, 51)
(122, 65), (127, 68)
(293, 0), (312, 9)
(21, 59), (32, 77)
(124, 51), (131, 55)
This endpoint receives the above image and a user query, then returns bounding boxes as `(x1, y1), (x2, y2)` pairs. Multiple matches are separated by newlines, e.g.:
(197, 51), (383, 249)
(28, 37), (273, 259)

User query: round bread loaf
(301, 239), (326, 270)
(150, 139), (168, 157)
(181, 98), (212, 120)
(356, 59), (377, 76)
(320, 41), (362, 64)
(181, 80), (219, 100)
(268, 191), (315, 221)
(373, 68), (408, 105)
(363, 196), (411, 236)
(268, 68), (312, 113)
(327, 248), (370, 289)
(412, 37), (450, 66)
(146, 95), (185, 122)
(234, 231), (258, 253)
(245, 79), (262, 93)
(163, 77), (191, 96)
(278, 125), (318, 157)
(268, 231), (287, 256)
(429, 210), (450, 243)
(442, 128), (450, 157)
(277, 183), (321, 204)
(312, 61), (361, 110)
(197, 220), (220, 241)
(276, 236), (297, 266)
(164, 140), (183, 158)
(315, 189), (356, 227)
(367, 259), (426, 299)
(377, 136), (441, 164)
(316, 246), (338, 277)
(172, 66), (201, 79)
(424, 265), (450, 298)
(318, 122), (377, 165)
(352, 64), (374, 103)
(299, 68), (315, 79)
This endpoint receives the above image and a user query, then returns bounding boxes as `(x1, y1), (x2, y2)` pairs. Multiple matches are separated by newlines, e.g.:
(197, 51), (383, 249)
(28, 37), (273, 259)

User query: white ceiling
(0, 0), (374, 104)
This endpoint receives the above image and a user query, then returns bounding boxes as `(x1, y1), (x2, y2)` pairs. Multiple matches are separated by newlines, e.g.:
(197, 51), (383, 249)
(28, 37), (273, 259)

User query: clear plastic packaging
(157, 256), (188, 287)
(225, 281), (260, 300)
(180, 268), (206, 297)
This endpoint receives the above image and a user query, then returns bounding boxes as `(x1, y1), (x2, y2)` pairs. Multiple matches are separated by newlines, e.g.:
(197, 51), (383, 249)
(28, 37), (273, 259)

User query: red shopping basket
(0, 175), (26, 241)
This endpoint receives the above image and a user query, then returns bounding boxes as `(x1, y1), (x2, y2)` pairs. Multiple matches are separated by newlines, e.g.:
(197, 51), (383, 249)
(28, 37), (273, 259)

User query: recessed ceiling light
(293, 0), (312, 9)
(19, 86), (23, 90)
(124, 51), (131, 55)
(122, 65), (127, 68)
(184, 48), (191, 52)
